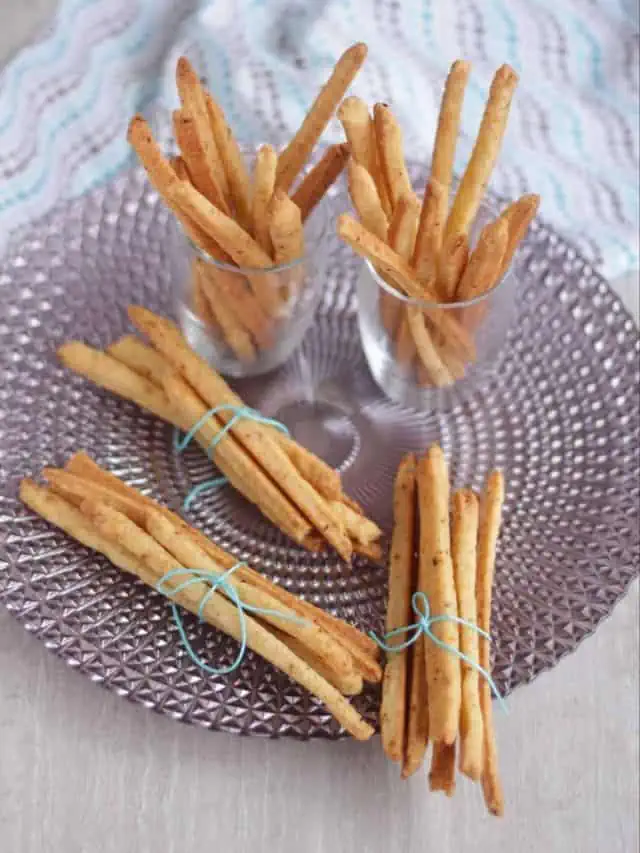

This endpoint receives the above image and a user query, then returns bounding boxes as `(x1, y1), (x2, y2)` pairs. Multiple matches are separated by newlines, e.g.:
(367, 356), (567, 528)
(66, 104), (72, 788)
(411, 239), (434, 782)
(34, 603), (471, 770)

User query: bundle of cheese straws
(20, 455), (380, 740)
(128, 47), (364, 363)
(337, 60), (540, 388)
(378, 446), (505, 815)
(58, 307), (383, 563)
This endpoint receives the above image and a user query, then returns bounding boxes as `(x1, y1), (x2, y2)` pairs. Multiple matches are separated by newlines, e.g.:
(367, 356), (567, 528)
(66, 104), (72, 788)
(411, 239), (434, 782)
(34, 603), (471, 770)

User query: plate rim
(1, 164), (638, 738)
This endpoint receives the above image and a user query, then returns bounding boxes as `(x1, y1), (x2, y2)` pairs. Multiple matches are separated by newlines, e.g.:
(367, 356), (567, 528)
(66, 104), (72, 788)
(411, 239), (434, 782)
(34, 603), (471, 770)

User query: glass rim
(362, 186), (516, 310)
(183, 190), (331, 276)
(364, 256), (515, 310)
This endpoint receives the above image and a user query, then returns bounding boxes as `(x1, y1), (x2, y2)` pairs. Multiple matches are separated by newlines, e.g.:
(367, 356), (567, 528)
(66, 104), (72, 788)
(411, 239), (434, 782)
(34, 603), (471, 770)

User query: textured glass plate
(0, 167), (638, 738)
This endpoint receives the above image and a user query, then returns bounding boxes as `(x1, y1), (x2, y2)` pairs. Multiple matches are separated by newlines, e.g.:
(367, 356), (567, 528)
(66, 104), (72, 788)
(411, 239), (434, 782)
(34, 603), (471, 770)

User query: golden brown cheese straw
(167, 180), (280, 315)
(175, 56), (229, 199)
(446, 64), (519, 239)
(195, 262), (257, 363)
(67, 449), (300, 571)
(429, 742), (457, 796)
(162, 371), (312, 545)
(173, 109), (230, 213)
(346, 536), (382, 563)
(110, 334), (340, 506)
(276, 435), (343, 502)
(81, 498), (373, 741)
(413, 178), (447, 286)
(146, 508), (363, 696)
(417, 445), (461, 745)
(368, 118), (393, 218)
(240, 571), (381, 682)
(338, 96), (374, 172)
(430, 59), (471, 237)
(437, 232), (469, 302)
(434, 338), (467, 381)
(406, 308), (453, 388)
(373, 103), (414, 209)
(401, 632), (430, 778)
(387, 194), (420, 369)
(128, 115), (176, 192)
(394, 315), (415, 367)
(291, 143), (349, 222)
(168, 180), (272, 269)
(67, 449), (307, 573)
(496, 193), (540, 278)
(451, 489), (483, 781)
(192, 269), (220, 331)
(329, 500), (381, 548)
(337, 214), (476, 361)
(197, 260), (273, 349)
(205, 91), (252, 230)
(171, 155), (192, 183)
(107, 336), (172, 384)
(415, 360), (433, 389)
(20, 480), (152, 583)
(347, 158), (389, 241)
(477, 470), (505, 816)
(44, 468), (149, 528)
(268, 626), (361, 696)
(456, 217), (509, 301)
(251, 144), (277, 255)
(338, 214), (423, 298)
(128, 116), (213, 251)
(269, 190), (305, 264)
(275, 42), (368, 192)
(380, 455), (416, 763)
(166, 378), (352, 561)
(348, 158), (397, 340)
(129, 308), (353, 562)
(57, 342), (175, 423)
(64, 452), (379, 672)
(388, 194), (420, 260)
(128, 115), (230, 263)
(58, 339), (311, 544)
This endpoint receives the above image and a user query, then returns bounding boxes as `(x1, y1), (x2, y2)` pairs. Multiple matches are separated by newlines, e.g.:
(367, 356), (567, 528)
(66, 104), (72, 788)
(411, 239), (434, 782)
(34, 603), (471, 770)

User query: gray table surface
(1, 5), (639, 852)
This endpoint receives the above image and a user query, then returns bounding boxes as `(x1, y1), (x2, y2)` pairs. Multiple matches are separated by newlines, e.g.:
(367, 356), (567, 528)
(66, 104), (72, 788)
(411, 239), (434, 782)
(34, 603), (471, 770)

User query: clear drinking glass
(171, 188), (329, 379)
(357, 200), (518, 411)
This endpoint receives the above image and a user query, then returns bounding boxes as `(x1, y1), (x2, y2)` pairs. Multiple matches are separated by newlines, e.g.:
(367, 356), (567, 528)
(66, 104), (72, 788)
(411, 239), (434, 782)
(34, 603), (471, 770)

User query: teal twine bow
(156, 562), (306, 676)
(369, 591), (507, 713)
(173, 404), (290, 510)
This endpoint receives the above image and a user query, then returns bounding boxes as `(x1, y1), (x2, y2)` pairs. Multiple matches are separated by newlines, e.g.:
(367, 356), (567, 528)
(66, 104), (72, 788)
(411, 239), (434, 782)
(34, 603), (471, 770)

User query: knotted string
(156, 562), (306, 676)
(369, 591), (507, 713)
(173, 404), (290, 510)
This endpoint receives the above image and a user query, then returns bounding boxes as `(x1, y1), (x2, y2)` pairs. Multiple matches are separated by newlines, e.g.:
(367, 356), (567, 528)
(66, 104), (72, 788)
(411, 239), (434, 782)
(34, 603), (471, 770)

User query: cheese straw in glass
(357, 202), (518, 412)
(172, 195), (329, 379)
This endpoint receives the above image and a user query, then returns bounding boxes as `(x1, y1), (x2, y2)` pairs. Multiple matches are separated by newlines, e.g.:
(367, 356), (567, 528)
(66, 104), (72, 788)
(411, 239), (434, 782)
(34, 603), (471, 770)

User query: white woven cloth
(0, 0), (638, 277)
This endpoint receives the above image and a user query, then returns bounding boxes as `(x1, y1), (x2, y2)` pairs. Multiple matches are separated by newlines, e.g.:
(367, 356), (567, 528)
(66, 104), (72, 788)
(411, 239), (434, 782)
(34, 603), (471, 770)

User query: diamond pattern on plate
(0, 166), (638, 737)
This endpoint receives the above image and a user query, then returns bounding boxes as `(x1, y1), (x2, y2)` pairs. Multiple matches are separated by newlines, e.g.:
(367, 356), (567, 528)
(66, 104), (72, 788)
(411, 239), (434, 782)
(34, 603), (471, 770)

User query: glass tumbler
(171, 193), (329, 379)
(357, 201), (518, 411)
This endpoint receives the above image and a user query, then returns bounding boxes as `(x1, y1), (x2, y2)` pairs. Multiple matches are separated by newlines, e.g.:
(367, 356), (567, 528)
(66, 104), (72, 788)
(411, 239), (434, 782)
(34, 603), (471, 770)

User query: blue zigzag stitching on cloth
(571, 14), (605, 91)
(195, 27), (252, 141)
(0, 0), (101, 134)
(70, 79), (157, 197)
(492, 0), (522, 69)
(0, 0), (193, 214)
(421, 0), (435, 46)
(0, 0), (637, 276)
(534, 0), (637, 113)
(0, 9), (154, 213)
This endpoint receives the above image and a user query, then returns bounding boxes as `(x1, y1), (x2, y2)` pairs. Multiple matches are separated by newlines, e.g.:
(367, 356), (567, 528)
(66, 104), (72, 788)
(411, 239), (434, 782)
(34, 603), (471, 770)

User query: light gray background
(0, 4), (638, 852)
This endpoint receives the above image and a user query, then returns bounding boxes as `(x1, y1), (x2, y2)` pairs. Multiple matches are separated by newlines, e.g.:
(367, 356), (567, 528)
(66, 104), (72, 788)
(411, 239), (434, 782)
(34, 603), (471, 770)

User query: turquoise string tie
(173, 404), (290, 511)
(369, 591), (507, 713)
(156, 562), (306, 677)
